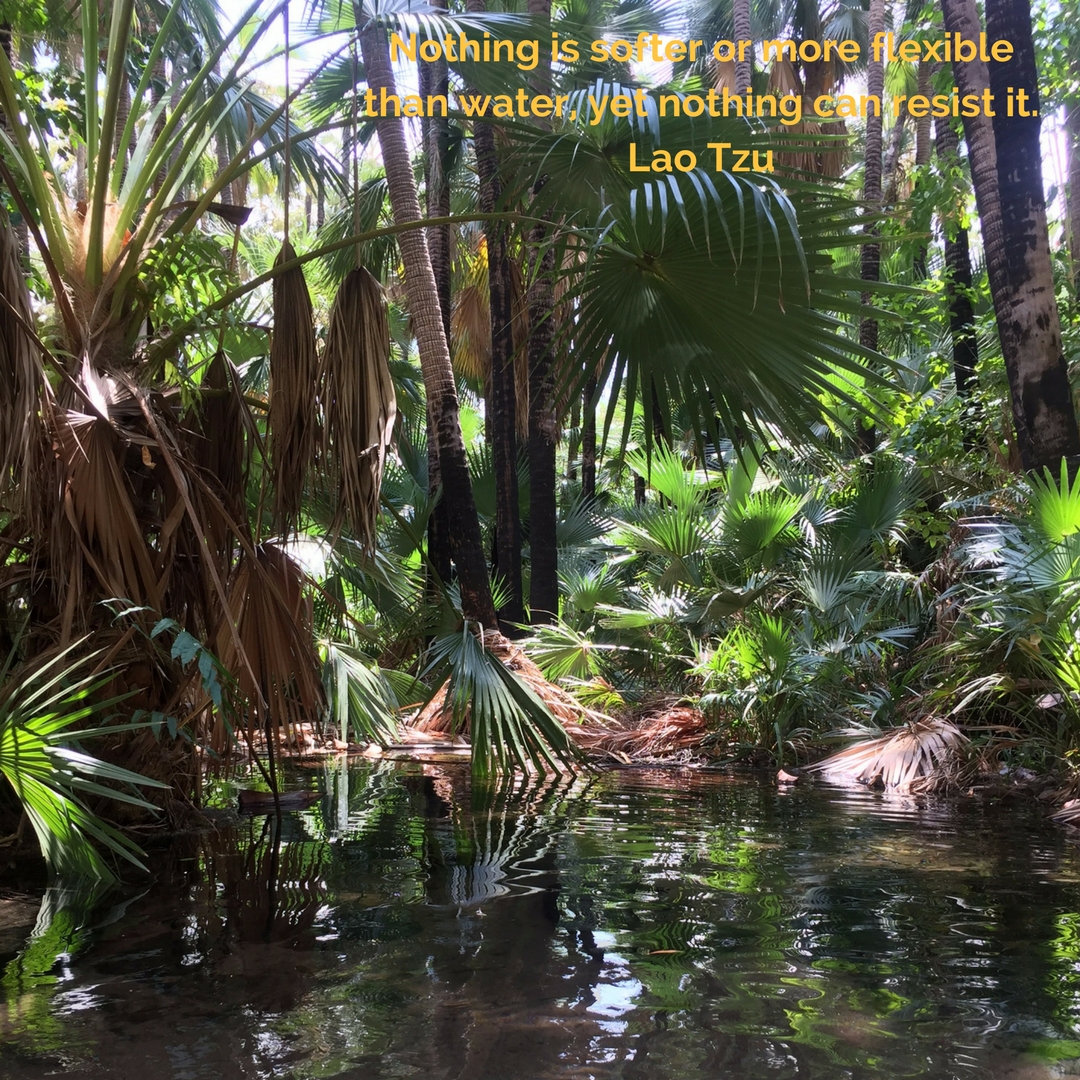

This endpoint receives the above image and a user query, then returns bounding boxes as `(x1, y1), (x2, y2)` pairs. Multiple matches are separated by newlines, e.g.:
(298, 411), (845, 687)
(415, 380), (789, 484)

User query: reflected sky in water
(3, 762), (1080, 1080)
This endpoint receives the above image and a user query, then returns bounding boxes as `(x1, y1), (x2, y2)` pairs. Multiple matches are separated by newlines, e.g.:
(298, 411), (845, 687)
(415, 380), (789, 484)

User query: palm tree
(984, 0), (1080, 469)
(526, 0), (560, 626)
(934, 114), (979, 405)
(1067, 83), (1080, 296)
(857, 0), (886, 454)
(941, 0), (1080, 471)
(417, 51), (454, 587)
(0, 0), (451, 807)
(467, 0), (525, 630)
(357, 5), (499, 628)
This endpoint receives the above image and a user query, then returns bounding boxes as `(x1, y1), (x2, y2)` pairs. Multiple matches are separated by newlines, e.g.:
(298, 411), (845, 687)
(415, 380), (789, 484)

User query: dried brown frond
(199, 352), (248, 509)
(268, 240), (319, 535)
(52, 402), (163, 621)
(768, 58), (802, 97)
(773, 119), (849, 178)
(1052, 800), (1080, 828)
(451, 281), (489, 386)
(573, 705), (710, 759)
(709, 57), (736, 93)
(0, 218), (43, 520)
(214, 543), (325, 743)
(191, 350), (250, 562)
(320, 266), (397, 552)
(806, 718), (969, 793)
(410, 629), (611, 739)
(64, 199), (128, 281)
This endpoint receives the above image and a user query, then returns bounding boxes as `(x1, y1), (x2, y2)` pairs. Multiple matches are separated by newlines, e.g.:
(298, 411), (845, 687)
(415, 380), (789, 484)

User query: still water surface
(3, 762), (1080, 1080)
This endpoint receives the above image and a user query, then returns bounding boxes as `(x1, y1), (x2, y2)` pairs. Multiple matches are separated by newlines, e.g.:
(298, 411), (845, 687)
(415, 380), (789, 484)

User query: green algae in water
(1025, 1040), (1080, 1061)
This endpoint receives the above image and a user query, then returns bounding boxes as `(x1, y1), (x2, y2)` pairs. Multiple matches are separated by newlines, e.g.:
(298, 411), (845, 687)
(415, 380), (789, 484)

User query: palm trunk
(1062, 97), (1080, 298)
(942, 0), (1080, 470)
(526, 0), (559, 625)
(467, 0), (524, 629)
(882, 111), (907, 206)
(857, 0), (886, 454)
(985, 0), (1079, 468)
(567, 398), (579, 482)
(581, 374), (597, 501)
(732, 0), (752, 95)
(911, 61), (935, 278)
(1067, 96), (1080, 296)
(935, 115), (979, 405)
(418, 55), (453, 587)
(359, 19), (497, 627)
(214, 63), (231, 206)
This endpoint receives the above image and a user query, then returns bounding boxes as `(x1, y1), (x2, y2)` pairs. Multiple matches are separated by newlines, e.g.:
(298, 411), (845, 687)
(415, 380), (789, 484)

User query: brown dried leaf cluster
(268, 240), (320, 535)
(320, 266), (397, 552)
(573, 705), (712, 759)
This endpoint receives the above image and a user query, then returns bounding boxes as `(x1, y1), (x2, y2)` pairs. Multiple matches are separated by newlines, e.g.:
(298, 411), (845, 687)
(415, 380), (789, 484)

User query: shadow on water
(3, 762), (1080, 1079)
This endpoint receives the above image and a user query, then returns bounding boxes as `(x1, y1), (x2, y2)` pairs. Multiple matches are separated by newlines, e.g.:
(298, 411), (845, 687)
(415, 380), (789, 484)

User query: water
(3, 762), (1080, 1080)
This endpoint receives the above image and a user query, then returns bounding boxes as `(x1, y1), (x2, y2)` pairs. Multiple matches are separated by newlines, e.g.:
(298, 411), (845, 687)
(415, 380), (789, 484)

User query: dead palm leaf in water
(320, 266), (396, 552)
(268, 240), (319, 535)
(1051, 800), (1080, 828)
(806, 718), (968, 793)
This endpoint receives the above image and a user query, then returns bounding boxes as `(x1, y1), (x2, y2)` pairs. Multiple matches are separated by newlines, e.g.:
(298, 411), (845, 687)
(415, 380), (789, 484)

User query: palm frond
(321, 640), (399, 746)
(320, 266), (397, 552)
(0, 644), (165, 882)
(1029, 459), (1080, 545)
(807, 718), (968, 793)
(268, 240), (320, 536)
(414, 628), (585, 777)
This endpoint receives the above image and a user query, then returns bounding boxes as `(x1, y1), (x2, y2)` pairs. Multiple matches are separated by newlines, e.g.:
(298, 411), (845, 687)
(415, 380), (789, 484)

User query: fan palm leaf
(0, 643), (165, 882)
(807, 718), (968, 792)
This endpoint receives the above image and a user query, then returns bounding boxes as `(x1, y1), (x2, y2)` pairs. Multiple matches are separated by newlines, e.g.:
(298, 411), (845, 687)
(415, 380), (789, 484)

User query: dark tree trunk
(935, 116), (979, 405)
(883, 111), (907, 206)
(857, 0), (886, 454)
(582, 374), (597, 500)
(567, 398), (579, 482)
(467, 0), (524, 629)
(359, 18), (497, 627)
(911, 61), (935, 279)
(942, 0), (1080, 470)
(418, 55), (453, 587)
(526, 0), (559, 624)
(633, 472), (646, 505)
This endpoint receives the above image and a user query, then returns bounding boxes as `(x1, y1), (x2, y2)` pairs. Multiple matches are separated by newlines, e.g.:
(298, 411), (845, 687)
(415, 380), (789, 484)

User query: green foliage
(321, 641), (402, 747)
(425, 626), (581, 778)
(0, 645), (165, 883)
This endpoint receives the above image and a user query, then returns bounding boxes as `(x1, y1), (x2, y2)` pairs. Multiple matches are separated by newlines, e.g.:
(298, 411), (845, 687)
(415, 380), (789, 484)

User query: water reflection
(2, 763), (1080, 1079)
